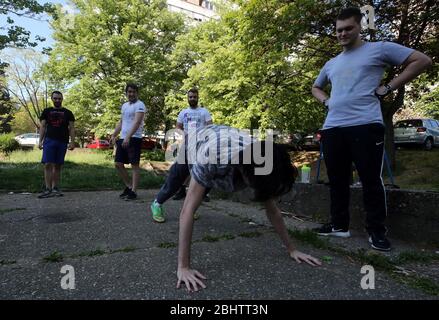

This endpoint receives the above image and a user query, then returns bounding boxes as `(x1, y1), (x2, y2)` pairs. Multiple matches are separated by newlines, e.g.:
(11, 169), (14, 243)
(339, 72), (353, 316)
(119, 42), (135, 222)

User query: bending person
(175, 125), (321, 292)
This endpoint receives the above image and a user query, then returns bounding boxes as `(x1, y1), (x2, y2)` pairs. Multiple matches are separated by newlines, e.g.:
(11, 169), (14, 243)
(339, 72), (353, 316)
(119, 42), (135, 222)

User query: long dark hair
(241, 142), (297, 202)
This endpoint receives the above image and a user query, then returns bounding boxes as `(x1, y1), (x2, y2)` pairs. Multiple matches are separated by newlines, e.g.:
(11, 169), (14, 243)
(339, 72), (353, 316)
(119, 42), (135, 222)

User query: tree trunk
(381, 86), (406, 170)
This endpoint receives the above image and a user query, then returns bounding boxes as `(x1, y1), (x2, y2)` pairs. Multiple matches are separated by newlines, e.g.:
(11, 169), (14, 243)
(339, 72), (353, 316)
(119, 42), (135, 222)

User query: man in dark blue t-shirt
(38, 91), (75, 198)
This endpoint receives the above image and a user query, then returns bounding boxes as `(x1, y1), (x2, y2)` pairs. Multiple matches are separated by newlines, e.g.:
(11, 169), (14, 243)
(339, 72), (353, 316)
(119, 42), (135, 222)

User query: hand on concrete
(290, 250), (322, 267)
(177, 268), (207, 292)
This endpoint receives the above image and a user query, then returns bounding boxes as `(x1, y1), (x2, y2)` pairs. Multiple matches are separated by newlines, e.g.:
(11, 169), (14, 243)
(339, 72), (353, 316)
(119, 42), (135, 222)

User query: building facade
(166, 0), (218, 22)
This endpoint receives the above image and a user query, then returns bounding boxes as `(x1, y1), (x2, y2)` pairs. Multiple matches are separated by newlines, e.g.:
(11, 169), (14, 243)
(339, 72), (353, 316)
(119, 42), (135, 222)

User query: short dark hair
(125, 83), (139, 93)
(188, 88), (199, 95)
(241, 142), (297, 202)
(51, 91), (63, 97)
(337, 7), (363, 24)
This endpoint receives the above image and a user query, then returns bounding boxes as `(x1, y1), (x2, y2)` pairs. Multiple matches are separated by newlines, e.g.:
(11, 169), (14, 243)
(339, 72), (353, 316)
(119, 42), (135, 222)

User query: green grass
(43, 251), (64, 263)
(43, 246), (139, 262)
(110, 246), (137, 254)
(75, 249), (106, 258)
(238, 231), (263, 238)
(293, 149), (439, 192)
(395, 251), (439, 264)
(158, 242), (177, 249)
(390, 149), (439, 192)
(0, 208), (26, 215)
(0, 260), (17, 266)
(0, 148), (164, 192)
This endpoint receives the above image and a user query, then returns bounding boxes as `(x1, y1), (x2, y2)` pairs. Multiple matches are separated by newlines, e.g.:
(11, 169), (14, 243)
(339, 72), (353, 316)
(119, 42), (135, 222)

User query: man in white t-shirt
(110, 84), (146, 200)
(150, 88), (212, 223)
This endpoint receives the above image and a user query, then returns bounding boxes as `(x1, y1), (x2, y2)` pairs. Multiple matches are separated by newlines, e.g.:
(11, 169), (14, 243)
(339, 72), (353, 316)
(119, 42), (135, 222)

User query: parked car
(86, 139), (110, 150)
(300, 130), (322, 151)
(15, 133), (39, 148)
(394, 118), (439, 151)
(141, 137), (162, 150)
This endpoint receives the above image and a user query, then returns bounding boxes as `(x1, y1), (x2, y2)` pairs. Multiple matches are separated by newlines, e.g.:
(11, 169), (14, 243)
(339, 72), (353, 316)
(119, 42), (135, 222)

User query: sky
(0, 0), (68, 52)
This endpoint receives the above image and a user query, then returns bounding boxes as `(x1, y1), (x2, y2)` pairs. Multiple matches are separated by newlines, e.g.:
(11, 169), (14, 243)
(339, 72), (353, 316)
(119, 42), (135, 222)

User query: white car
(15, 133), (40, 148)
(394, 119), (439, 151)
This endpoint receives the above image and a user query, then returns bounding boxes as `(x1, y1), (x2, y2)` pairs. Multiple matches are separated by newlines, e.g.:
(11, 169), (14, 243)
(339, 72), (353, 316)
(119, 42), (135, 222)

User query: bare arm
(68, 121), (75, 150)
(177, 178), (207, 292)
(38, 120), (47, 149)
(110, 120), (122, 144)
(265, 199), (321, 266)
(388, 51), (432, 90)
(311, 86), (329, 105)
(264, 199), (296, 252)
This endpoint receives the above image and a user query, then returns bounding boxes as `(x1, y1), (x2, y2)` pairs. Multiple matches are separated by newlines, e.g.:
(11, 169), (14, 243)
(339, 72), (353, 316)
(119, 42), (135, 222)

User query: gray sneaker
(38, 188), (54, 199)
(52, 187), (64, 197)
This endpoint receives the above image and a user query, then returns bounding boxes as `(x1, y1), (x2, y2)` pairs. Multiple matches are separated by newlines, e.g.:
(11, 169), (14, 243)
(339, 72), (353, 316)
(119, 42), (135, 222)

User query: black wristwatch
(376, 84), (393, 99)
(322, 98), (329, 109)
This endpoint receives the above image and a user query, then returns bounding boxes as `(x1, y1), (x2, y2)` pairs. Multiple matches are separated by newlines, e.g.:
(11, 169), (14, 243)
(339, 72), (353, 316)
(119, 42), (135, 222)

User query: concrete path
(0, 190), (437, 299)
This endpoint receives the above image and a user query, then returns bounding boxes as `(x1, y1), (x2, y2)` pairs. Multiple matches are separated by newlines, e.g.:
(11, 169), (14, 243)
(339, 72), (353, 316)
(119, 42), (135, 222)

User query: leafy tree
(2, 49), (50, 129)
(0, 0), (53, 69)
(175, 0), (437, 167)
(45, 0), (186, 137)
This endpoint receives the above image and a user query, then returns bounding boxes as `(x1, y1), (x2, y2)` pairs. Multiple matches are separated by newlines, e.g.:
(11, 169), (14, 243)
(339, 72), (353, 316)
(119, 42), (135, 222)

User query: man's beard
(189, 101), (198, 107)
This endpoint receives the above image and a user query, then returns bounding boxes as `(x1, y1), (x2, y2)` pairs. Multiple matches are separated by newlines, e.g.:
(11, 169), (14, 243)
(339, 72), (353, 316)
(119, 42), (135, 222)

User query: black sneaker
(203, 194), (210, 202)
(369, 231), (391, 251)
(52, 187), (64, 197)
(172, 187), (186, 200)
(125, 190), (137, 200)
(313, 223), (351, 238)
(119, 187), (131, 199)
(38, 188), (54, 199)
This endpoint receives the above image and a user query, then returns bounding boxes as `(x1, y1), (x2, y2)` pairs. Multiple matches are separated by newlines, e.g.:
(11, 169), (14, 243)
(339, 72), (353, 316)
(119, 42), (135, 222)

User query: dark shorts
(115, 138), (142, 165)
(41, 138), (68, 165)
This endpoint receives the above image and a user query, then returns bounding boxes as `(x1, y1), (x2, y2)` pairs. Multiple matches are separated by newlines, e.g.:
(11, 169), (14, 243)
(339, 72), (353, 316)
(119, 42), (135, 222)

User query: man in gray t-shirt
(311, 7), (432, 251)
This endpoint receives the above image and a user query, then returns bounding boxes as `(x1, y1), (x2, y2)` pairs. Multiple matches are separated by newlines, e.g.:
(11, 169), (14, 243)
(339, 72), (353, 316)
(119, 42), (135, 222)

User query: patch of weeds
(322, 256), (333, 263)
(201, 233), (235, 242)
(288, 227), (439, 296)
(239, 231), (263, 238)
(398, 275), (439, 296)
(0, 208), (26, 215)
(78, 249), (106, 257)
(353, 248), (394, 271)
(111, 246), (137, 254)
(395, 251), (439, 264)
(43, 251), (64, 263)
(0, 260), (16, 266)
(158, 242), (177, 249)
(287, 228), (331, 250)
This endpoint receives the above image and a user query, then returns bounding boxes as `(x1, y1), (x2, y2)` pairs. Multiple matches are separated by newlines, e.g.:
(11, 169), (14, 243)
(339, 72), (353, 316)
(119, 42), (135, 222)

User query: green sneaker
(151, 200), (165, 223)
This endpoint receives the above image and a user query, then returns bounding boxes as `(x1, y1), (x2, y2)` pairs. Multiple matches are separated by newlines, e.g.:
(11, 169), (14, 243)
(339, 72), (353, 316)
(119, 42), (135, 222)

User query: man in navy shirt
(311, 7), (432, 251)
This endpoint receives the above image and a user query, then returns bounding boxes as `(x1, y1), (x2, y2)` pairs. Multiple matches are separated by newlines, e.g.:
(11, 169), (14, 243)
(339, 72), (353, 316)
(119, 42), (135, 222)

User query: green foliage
(10, 108), (38, 134)
(141, 149), (165, 162)
(0, 133), (19, 154)
(45, 0), (186, 136)
(0, 0), (54, 72)
(417, 85), (439, 120)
